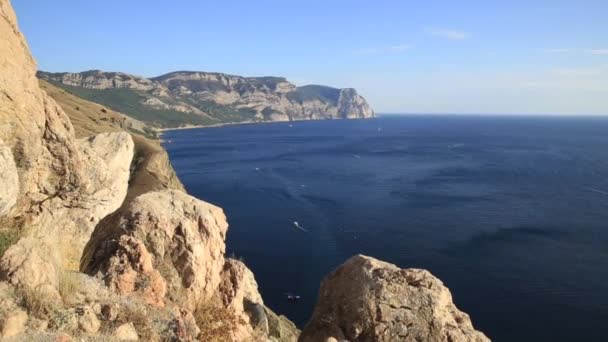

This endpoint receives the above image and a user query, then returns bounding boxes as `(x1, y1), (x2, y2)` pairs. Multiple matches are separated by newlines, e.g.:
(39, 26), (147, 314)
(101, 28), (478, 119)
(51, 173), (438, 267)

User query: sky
(12, 0), (608, 115)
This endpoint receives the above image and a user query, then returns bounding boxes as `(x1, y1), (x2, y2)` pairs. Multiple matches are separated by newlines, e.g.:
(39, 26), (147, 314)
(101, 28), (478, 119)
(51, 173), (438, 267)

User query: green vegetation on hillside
(291, 85), (340, 105)
(47, 82), (217, 128)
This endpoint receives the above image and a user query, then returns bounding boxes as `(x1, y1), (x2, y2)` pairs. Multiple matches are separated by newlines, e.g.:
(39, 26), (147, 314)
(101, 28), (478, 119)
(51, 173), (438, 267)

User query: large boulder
(0, 238), (60, 301)
(300, 255), (490, 342)
(81, 190), (228, 311)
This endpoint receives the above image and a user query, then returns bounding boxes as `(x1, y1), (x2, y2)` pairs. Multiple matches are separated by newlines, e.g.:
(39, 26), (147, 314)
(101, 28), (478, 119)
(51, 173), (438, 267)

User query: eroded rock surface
(0, 0), (134, 271)
(300, 255), (490, 342)
(82, 190), (228, 311)
(0, 139), (19, 216)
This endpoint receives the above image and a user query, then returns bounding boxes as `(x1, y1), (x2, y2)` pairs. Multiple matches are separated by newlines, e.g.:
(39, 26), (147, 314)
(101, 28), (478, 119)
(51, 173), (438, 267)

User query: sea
(162, 115), (608, 342)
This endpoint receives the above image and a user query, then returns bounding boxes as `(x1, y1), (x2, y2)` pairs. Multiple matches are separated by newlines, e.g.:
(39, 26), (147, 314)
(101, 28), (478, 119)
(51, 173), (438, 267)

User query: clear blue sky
(12, 0), (608, 115)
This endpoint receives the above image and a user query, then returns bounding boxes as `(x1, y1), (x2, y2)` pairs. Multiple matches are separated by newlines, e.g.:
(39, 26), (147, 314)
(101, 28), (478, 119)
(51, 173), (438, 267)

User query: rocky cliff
(37, 70), (375, 128)
(0, 0), (488, 340)
(301, 255), (490, 342)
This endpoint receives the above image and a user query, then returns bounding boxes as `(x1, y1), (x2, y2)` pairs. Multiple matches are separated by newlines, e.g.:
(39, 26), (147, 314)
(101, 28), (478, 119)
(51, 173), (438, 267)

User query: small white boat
(293, 221), (308, 232)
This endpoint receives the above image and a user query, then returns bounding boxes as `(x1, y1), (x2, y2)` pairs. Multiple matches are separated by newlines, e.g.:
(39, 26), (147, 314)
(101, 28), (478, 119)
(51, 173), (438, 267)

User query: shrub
(0, 229), (20, 258)
(194, 301), (242, 342)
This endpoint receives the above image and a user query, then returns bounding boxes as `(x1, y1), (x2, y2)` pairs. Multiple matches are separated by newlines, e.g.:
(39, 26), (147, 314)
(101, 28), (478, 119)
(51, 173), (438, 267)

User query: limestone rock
(173, 308), (201, 341)
(0, 0), (134, 271)
(55, 131), (134, 269)
(218, 259), (266, 339)
(99, 236), (167, 307)
(77, 306), (100, 334)
(300, 255), (490, 342)
(265, 306), (300, 342)
(0, 139), (18, 216)
(113, 322), (139, 341)
(0, 283), (28, 338)
(82, 190), (228, 311)
(0, 309), (28, 338)
(0, 238), (60, 300)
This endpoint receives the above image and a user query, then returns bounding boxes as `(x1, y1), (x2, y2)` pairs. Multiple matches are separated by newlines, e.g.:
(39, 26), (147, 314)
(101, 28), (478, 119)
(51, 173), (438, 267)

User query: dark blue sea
(163, 115), (608, 342)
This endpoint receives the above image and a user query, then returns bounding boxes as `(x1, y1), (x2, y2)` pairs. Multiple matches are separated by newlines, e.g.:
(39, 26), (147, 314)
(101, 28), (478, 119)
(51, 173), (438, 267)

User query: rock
(125, 135), (185, 202)
(57, 131), (134, 270)
(0, 139), (19, 216)
(0, 282), (28, 338)
(300, 255), (490, 342)
(77, 306), (100, 334)
(0, 238), (60, 300)
(218, 259), (267, 339)
(38, 70), (376, 128)
(82, 190), (228, 311)
(338, 88), (375, 119)
(101, 303), (119, 322)
(264, 306), (300, 342)
(97, 235), (167, 307)
(1, 0), (134, 271)
(54, 333), (73, 342)
(173, 308), (200, 341)
(0, 305), (27, 338)
(63, 272), (111, 307)
(113, 322), (139, 341)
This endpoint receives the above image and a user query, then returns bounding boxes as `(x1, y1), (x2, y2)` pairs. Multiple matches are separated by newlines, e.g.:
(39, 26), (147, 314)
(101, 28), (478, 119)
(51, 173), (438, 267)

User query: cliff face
(0, 0), (488, 340)
(38, 70), (375, 128)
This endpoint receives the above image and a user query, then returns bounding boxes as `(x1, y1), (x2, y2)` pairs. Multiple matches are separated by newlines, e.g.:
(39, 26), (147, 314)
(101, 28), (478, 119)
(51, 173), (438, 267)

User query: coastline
(156, 117), (377, 137)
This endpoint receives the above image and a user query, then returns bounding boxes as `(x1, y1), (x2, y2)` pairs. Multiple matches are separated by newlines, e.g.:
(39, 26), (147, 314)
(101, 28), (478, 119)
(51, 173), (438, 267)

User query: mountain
(37, 70), (375, 128)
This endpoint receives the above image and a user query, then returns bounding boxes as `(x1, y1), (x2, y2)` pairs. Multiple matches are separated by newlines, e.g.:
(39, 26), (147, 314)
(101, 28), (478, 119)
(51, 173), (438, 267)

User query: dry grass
(194, 301), (243, 342)
(111, 301), (174, 342)
(58, 270), (82, 306)
(17, 286), (59, 320)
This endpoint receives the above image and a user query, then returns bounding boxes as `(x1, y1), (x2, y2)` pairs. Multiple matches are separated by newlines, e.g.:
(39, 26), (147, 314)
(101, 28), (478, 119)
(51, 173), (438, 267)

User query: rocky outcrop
(0, 0), (134, 271)
(38, 70), (375, 128)
(218, 258), (266, 340)
(41, 70), (156, 91)
(0, 138), (18, 216)
(265, 307), (300, 342)
(300, 255), (490, 342)
(38, 80), (185, 201)
(0, 237), (61, 300)
(82, 190), (228, 311)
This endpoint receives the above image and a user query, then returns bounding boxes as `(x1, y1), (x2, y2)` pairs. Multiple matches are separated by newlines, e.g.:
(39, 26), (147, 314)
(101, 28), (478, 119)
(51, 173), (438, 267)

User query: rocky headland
(37, 70), (375, 129)
(0, 0), (488, 340)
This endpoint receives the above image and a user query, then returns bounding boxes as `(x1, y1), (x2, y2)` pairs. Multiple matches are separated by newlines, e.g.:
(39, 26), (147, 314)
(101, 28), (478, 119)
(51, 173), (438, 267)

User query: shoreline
(156, 117), (376, 137)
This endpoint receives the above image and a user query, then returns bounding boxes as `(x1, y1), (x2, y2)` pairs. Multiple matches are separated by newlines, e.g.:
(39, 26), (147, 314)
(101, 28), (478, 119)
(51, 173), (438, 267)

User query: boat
(285, 293), (301, 301)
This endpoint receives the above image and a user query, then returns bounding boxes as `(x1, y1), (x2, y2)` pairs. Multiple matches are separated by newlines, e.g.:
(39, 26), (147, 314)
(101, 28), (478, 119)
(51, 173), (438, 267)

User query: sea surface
(163, 115), (608, 341)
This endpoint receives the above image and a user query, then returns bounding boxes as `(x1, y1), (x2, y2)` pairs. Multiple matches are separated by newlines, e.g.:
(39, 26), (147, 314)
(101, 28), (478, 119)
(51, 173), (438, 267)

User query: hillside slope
(38, 70), (375, 128)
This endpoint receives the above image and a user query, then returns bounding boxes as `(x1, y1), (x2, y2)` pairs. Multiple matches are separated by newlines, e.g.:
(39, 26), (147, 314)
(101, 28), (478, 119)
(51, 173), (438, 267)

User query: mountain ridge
(38, 69), (375, 128)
